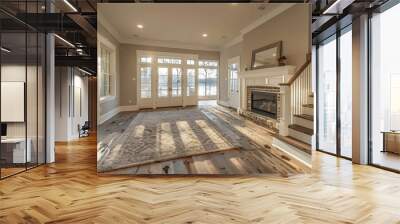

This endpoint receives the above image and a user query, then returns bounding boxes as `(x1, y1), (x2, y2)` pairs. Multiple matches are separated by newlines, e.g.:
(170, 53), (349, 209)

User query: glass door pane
(187, 68), (196, 96)
(317, 36), (337, 154)
(206, 68), (217, 96)
(158, 67), (168, 97)
(171, 68), (182, 97)
(370, 3), (400, 171)
(198, 68), (206, 97)
(140, 67), (152, 98)
(1, 31), (28, 177)
(339, 28), (352, 158)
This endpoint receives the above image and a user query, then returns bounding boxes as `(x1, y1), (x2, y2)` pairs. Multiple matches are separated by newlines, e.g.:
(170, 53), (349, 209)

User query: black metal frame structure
(0, 0), (47, 180)
(315, 21), (353, 161)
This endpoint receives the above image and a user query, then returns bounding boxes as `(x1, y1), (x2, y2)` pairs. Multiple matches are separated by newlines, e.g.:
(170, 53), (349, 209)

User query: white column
(46, 32), (55, 163)
(352, 14), (369, 164)
(279, 85), (290, 136)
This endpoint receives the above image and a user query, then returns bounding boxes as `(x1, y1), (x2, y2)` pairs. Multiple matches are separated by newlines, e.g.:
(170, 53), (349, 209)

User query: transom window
(140, 56), (152, 63)
(157, 58), (182, 64)
(199, 60), (218, 67)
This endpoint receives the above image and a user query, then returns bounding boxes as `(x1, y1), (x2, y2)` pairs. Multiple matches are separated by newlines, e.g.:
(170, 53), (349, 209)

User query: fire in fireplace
(251, 91), (277, 119)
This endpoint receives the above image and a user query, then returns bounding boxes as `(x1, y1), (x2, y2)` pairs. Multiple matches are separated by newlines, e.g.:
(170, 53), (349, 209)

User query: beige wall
(241, 4), (310, 70)
(219, 4), (310, 104)
(98, 23), (120, 116)
(119, 44), (219, 106)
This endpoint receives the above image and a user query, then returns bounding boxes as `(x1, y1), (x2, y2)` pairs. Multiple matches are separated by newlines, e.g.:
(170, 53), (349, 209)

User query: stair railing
(280, 54), (312, 125)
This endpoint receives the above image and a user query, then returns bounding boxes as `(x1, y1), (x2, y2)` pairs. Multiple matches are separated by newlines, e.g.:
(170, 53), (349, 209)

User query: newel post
(279, 84), (291, 136)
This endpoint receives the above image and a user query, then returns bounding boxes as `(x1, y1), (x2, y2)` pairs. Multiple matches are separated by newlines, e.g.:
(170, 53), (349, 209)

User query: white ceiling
(98, 3), (292, 51)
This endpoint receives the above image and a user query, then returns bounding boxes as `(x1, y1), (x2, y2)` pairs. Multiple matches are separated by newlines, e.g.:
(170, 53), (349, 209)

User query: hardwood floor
(1, 135), (400, 223)
(98, 105), (310, 175)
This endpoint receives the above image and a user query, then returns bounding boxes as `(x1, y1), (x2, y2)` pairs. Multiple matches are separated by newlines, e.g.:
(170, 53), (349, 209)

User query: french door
(156, 66), (183, 107)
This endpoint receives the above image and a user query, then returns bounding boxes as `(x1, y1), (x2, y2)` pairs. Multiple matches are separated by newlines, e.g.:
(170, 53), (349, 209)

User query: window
(370, 3), (400, 171)
(339, 28), (352, 158)
(100, 46), (113, 98)
(186, 59), (195, 65)
(140, 67), (152, 98)
(158, 67), (168, 97)
(317, 35), (337, 155)
(229, 63), (238, 96)
(187, 69), (196, 96)
(171, 68), (182, 97)
(157, 57), (181, 64)
(198, 60), (218, 97)
(199, 60), (218, 67)
(140, 57), (152, 63)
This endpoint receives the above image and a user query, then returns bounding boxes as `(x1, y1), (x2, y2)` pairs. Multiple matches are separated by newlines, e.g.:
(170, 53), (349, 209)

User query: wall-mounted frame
(250, 41), (282, 70)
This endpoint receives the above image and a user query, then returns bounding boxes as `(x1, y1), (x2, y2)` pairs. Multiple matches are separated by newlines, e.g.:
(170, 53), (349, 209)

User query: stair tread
(289, 124), (313, 135)
(303, 104), (314, 108)
(273, 134), (311, 154)
(294, 114), (314, 121)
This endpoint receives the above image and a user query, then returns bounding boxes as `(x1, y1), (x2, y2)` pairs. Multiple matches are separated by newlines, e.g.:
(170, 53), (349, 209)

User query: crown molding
(120, 37), (220, 52)
(97, 12), (123, 43)
(223, 3), (295, 49)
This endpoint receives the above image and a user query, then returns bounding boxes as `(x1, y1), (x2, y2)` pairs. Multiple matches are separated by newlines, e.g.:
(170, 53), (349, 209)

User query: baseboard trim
(99, 107), (120, 125)
(217, 100), (230, 107)
(120, 105), (139, 112)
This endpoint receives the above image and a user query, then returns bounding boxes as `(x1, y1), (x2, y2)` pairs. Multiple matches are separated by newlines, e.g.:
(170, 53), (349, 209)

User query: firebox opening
(251, 91), (277, 119)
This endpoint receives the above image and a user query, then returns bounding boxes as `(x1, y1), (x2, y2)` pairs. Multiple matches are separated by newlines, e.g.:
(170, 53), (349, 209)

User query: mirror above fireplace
(250, 41), (282, 70)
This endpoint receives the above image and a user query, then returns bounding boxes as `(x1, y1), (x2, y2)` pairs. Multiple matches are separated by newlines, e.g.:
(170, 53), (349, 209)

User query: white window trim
(227, 56), (240, 97)
(98, 34), (117, 104)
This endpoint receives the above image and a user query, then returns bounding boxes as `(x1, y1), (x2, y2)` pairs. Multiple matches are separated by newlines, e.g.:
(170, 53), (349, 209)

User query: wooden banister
(280, 58), (311, 86)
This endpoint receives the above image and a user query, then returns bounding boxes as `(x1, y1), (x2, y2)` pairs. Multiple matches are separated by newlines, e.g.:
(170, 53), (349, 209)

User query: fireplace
(251, 91), (278, 119)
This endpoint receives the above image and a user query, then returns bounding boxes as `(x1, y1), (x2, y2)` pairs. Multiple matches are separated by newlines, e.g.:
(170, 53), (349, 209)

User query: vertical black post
(367, 10), (373, 165)
(336, 25), (341, 157)
(315, 44), (320, 151)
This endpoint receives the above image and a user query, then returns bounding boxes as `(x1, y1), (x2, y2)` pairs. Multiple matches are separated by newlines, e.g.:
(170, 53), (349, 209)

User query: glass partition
(339, 27), (352, 159)
(370, 3), (400, 171)
(0, 5), (46, 179)
(317, 35), (337, 155)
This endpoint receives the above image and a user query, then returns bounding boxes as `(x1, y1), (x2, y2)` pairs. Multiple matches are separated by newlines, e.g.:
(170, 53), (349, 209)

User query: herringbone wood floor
(1, 135), (400, 223)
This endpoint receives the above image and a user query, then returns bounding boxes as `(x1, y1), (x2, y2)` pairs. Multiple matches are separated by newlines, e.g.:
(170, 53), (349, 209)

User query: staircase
(278, 55), (313, 152)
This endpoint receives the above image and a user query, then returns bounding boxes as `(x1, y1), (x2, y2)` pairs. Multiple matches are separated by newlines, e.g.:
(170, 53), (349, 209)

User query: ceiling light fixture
(63, 0), (78, 12)
(54, 34), (75, 48)
(137, 24), (144, 29)
(78, 67), (92, 76)
(202, 33), (208, 37)
(1, 47), (11, 53)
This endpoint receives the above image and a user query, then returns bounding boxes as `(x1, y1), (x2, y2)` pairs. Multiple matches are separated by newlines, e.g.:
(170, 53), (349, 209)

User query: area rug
(97, 107), (257, 172)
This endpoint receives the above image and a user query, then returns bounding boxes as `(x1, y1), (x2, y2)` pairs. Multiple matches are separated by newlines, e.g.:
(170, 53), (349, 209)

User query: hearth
(251, 91), (277, 119)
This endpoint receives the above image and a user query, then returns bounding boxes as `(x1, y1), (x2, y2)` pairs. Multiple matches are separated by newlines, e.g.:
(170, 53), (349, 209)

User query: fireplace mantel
(239, 65), (295, 84)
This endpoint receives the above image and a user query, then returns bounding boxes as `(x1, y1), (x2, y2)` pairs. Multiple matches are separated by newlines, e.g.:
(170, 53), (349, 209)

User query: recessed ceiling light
(137, 24), (144, 29)
(202, 33), (208, 37)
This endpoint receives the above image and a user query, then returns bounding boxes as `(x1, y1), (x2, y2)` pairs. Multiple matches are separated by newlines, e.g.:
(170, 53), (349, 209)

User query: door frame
(136, 50), (198, 109)
(227, 56), (240, 109)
